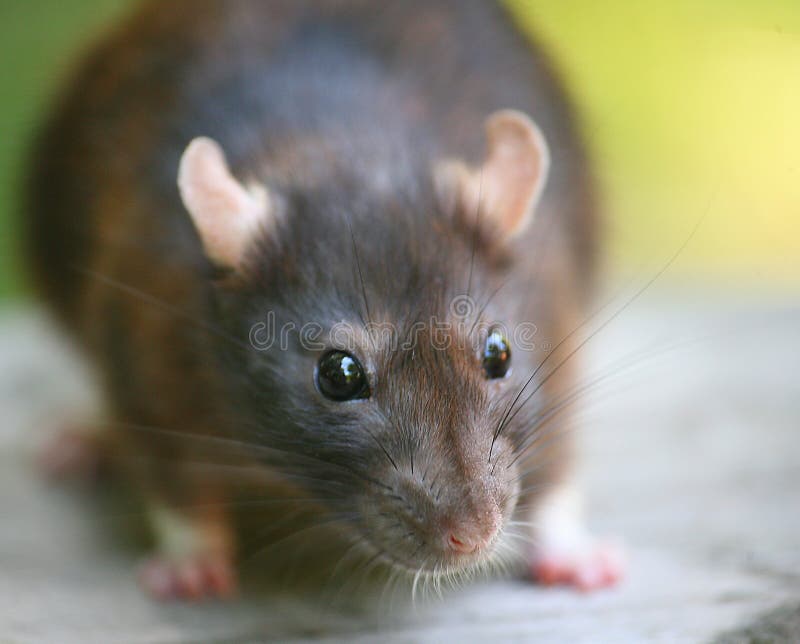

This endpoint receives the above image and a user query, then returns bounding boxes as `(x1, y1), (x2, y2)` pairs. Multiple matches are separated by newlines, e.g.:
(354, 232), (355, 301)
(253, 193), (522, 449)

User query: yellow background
(510, 0), (800, 286)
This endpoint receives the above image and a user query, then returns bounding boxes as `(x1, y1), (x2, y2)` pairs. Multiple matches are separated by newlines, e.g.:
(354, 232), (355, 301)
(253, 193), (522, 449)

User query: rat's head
(178, 110), (550, 577)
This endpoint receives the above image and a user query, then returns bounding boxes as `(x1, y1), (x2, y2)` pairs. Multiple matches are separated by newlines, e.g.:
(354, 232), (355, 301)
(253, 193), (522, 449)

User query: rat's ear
(434, 109), (550, 240)
(178, 137), (271, 271)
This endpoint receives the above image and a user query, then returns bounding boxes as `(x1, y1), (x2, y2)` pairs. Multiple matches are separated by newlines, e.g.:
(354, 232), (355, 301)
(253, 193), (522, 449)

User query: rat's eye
(483, 328), (511, 379)
(316, 351), (370, 401)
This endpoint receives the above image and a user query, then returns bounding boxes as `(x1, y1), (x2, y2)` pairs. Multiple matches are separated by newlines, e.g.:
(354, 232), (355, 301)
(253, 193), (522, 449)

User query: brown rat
(25, 0), (621, 599)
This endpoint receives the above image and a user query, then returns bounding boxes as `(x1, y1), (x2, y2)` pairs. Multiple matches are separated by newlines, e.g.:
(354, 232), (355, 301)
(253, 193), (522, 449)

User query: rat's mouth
(359, 464), (517, 579)
(359, 527), (504, 578)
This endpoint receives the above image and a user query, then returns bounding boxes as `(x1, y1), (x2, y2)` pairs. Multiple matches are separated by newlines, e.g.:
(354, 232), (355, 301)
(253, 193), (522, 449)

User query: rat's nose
(447, 533), (479, 553)
(437, 495), (503, 557)
(445, 520), (500, 555)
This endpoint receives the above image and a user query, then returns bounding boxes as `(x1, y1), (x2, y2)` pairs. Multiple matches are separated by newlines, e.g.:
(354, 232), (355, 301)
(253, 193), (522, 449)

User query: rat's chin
(399, 549), (498, 579)
(363, 532), (502, 578)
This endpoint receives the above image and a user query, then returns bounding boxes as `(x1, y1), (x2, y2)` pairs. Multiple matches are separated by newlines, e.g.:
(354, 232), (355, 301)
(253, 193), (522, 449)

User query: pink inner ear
(178, 137), (269, 270)
(481, 110), (550, 236)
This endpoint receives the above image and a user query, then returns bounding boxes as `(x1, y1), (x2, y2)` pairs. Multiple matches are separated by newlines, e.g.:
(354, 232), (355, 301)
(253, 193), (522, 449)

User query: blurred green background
(1, 1), (798, 300)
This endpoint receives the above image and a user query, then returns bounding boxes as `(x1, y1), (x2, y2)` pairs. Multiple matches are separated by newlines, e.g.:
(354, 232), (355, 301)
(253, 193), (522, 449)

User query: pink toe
(532, 555), (572, 585)
(530, 540), (626, 592)
(137, 555), (237, 601)
(177, 561), (205, 599)
(532, 559), (555, 585)
(575, 562), (605, 591)
(204, 558), (236, 598)
(139, 559), (176, 600)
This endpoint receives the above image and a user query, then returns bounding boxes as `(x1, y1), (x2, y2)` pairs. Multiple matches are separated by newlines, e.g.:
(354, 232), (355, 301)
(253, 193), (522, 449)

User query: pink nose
(447, 533), (479, 554)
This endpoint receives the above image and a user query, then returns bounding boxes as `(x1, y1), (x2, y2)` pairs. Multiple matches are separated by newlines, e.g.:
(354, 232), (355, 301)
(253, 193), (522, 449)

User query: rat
(25, 0), (623, 600)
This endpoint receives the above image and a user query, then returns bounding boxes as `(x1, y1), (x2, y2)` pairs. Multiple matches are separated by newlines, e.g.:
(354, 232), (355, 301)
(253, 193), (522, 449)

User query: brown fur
(25, 0), (597, 586)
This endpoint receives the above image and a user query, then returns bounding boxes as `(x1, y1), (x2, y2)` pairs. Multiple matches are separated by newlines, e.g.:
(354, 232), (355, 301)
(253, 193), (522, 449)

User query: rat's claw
(138, 552), (237, 601)
(529, 540), (625, 591)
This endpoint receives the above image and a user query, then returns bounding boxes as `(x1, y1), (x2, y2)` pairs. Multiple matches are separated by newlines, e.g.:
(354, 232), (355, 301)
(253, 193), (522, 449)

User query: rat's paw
(138, 552), (237, 601)
(38, 426), (106, 482)
(529, 540), (625, 591)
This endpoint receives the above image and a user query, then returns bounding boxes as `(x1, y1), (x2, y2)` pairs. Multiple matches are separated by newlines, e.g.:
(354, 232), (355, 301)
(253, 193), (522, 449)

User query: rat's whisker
(492, 210), (707, 465)
(72, 266), (252, 351)
(242, 510), (362, 565)
(111, 420), (396, 493)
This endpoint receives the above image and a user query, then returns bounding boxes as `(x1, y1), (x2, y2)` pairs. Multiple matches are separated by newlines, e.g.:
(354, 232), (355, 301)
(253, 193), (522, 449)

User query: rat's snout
(447, 534), (477, 554)
(364, 399), (520, 572)
(375, 463), (507, 570)
(445, 511), (501, 555)
(368, 464), (508, 570)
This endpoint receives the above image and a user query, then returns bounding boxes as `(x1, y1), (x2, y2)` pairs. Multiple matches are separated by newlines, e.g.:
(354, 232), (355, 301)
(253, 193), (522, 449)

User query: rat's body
(27, 0), (620, 598)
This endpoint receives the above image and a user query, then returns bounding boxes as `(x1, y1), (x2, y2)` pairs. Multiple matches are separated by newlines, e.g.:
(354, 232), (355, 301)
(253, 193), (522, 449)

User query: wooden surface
(1, 294), (799, 643)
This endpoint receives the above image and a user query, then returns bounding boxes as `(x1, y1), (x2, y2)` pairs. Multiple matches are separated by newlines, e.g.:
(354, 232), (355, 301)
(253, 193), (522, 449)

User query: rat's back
(26, 0), (594, 331)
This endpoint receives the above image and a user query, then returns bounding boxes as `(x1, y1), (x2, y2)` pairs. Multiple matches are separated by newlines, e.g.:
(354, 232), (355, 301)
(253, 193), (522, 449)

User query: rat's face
(224, 186), (550, 578)
(318, 323), (524, 575)
(182, 110), (551, 577)
(243, 290), (528, 575)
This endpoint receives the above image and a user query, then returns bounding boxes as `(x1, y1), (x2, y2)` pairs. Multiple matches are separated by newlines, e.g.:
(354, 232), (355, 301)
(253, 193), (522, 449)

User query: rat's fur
(26, 0), (597, 592)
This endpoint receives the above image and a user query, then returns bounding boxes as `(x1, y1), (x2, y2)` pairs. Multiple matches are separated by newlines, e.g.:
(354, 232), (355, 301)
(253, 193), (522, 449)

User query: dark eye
(316, 351), (370, 401)
(483, 328), (511, 379)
